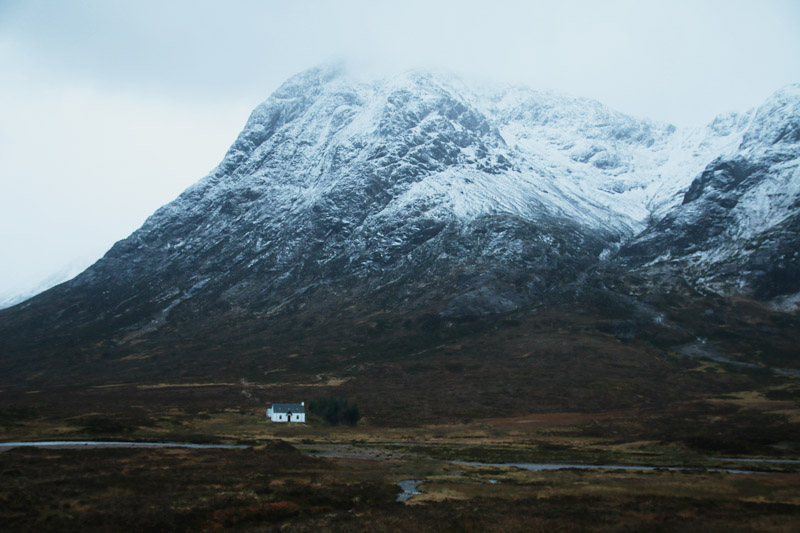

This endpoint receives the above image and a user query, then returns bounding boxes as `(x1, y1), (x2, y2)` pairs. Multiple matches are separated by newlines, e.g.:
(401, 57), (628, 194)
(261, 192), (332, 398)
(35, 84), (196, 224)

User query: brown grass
(2, 442), (798, 532)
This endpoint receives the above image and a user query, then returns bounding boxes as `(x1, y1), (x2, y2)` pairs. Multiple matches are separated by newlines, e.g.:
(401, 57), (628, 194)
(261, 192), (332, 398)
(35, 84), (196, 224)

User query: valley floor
(1, 436), (798, 532)
(1, 383), (799, 532)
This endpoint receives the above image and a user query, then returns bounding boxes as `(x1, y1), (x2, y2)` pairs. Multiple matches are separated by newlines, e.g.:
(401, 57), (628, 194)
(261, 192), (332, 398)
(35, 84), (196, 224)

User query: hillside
(0, 68), (798, 426)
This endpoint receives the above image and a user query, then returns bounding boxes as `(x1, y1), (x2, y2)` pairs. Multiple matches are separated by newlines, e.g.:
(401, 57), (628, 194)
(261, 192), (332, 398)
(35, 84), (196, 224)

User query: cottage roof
(271, 403), (304, 413)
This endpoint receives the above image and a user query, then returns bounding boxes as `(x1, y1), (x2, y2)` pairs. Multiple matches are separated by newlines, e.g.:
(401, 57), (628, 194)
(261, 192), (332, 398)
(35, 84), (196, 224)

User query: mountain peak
(1, 69), (798, 384)
(272, 62), (348, 97)
(740, 83), (800, 149)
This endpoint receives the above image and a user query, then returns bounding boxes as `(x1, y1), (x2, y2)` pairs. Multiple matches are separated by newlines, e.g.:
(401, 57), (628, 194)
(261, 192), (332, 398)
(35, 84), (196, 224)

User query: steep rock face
(0, 67), (619, 351)
(620, 84), (800, 302)
(1, 68), (798, 363)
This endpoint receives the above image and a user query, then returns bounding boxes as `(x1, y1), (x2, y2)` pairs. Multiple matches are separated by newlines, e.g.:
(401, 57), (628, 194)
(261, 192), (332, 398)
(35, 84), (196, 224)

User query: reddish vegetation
(207, 501), (300, 531)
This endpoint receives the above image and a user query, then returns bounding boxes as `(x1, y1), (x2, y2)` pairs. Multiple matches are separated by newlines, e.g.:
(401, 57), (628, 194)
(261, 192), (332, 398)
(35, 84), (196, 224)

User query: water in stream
(0, 441), (249, 451)
(396, 479), (425, 502)
(449, 460), (774, 475)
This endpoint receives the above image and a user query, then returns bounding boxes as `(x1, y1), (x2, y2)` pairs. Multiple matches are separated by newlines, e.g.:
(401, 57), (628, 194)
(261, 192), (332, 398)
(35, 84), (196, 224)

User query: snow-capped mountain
(1, 66), (798, 366)
(621, 84), (800, 304)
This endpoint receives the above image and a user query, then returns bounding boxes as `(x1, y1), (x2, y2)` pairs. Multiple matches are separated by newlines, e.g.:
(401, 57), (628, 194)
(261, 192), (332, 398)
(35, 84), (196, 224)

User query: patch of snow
(768, 291), (800, 313)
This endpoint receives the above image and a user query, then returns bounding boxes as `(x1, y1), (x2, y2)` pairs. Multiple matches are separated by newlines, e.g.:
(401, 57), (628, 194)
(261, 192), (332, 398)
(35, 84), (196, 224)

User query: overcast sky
(1, 0), (799, 304)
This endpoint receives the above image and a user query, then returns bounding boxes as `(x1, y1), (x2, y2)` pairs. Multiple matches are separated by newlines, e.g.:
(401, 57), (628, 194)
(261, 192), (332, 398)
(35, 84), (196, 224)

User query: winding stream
(0, 441), (249, 451)
(3, 440), (794, 505)
(298, 443), (796, 475)
(7, 441), (791, 476)
(449, 460), (771, 475)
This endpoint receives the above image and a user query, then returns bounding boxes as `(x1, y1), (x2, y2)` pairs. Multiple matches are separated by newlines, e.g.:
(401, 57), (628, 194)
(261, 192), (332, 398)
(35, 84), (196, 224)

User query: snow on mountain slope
(621, 84), (800, 301)
(450, 79), (752, 223)
(103, 67), (634, 317)
(149, 66), (756, 249)
(177, 69), (635, 235)
(2, 67), (797, 352)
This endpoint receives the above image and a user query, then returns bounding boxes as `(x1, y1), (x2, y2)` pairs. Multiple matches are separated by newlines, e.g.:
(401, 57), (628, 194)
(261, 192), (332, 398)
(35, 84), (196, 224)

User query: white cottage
(267, 402), (305, 423)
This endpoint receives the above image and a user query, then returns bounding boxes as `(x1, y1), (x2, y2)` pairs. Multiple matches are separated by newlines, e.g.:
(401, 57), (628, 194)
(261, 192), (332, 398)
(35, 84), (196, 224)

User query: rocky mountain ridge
(621, 84), (800, 303)
(1, 67), (798, 385)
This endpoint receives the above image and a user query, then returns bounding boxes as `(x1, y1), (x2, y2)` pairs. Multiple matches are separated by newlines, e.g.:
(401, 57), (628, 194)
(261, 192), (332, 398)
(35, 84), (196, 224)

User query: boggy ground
(2, 383), (800, 531)
(1, 438), (799, 532)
